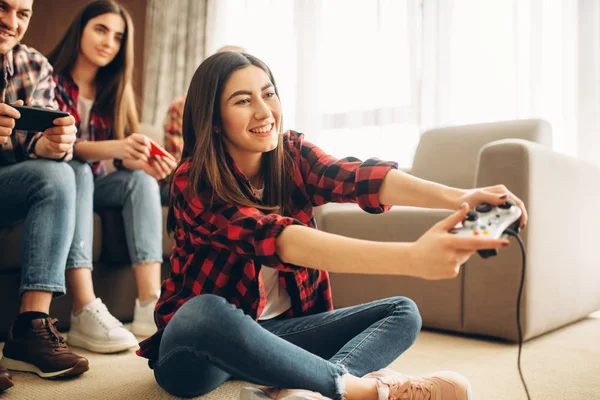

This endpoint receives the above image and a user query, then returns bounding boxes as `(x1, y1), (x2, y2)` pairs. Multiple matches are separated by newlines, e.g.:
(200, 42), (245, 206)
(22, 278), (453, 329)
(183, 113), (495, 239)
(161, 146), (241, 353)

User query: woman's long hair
(47, 0), (138, 139)
(167, 52), (293, 233)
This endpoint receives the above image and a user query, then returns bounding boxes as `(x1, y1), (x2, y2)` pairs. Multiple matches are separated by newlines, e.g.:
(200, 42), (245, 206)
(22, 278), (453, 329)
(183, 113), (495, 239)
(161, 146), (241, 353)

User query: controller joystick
(465, 210), (478, 221)
(498, 200), (515, 210)
(475, 203), (493, 213)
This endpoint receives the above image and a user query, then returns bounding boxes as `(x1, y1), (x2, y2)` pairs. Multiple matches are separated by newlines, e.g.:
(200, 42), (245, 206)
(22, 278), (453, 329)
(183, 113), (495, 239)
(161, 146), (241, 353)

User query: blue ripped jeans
(153, 294), (422, 399)
(66, 160), (163, 269)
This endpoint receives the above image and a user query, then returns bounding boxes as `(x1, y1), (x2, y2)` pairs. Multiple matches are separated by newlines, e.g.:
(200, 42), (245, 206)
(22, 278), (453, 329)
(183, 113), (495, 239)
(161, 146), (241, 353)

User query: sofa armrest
(316, 203), (451, 241)
(464, 139), (600, 340)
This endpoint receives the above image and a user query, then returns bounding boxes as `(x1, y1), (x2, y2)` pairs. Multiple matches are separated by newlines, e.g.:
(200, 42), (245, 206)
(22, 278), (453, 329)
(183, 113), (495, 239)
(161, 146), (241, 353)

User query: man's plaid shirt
(53, 72), (113, 178)
(137, 130), (398, 364)
(0, 44), (63, 166)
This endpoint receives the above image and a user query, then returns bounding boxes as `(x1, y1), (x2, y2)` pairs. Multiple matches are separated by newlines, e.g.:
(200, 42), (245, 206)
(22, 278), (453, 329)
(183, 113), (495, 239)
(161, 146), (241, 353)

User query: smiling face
(79, 12), (125, 68)
(219, 65), (282, 164)
(0, 0), (32, 55)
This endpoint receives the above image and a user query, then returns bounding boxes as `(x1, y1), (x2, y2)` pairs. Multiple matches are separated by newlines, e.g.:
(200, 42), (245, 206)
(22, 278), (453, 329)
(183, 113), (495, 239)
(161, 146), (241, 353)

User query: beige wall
(22, 0), (149, 111)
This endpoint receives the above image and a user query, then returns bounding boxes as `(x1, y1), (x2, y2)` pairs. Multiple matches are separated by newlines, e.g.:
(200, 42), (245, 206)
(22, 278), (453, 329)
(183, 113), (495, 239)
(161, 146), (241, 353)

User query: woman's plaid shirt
(53, 72), (113, 178)
(137, 130), (398, 364)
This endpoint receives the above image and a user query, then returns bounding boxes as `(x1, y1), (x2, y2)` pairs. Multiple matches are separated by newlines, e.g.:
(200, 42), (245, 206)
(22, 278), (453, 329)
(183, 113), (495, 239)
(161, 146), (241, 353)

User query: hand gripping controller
(451, 200), (522, 258)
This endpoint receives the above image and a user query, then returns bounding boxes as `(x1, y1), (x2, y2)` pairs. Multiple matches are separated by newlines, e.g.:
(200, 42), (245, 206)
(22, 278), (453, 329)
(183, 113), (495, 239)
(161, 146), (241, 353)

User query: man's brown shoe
(0, 364), (13, 391)
(0, 317), (89, 379)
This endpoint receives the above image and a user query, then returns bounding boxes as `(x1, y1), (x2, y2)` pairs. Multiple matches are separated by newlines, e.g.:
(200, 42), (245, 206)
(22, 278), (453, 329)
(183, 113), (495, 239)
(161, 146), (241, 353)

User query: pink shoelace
(384, 377), (438, 400)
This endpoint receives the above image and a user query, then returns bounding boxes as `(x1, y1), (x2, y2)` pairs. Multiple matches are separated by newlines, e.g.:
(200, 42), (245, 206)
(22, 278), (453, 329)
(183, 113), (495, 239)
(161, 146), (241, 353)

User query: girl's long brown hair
(167, 52), (293, 233)
(47, 0), (138, 139)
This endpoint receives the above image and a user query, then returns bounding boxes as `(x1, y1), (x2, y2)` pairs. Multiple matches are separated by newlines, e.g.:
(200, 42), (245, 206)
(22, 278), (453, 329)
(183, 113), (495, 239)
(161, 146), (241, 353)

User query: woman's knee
(388, 296), (423, 340)
(156, 296), (238, 396)
(164, 295), (235, 343)
(128, 169), (160, 193)
(154, 349), (229, 398)
(176, 294), (233, 325)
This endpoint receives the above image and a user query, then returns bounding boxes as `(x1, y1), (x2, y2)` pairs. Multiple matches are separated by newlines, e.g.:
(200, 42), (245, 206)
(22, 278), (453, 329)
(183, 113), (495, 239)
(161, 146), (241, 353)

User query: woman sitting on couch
(47, 0), (176, 353)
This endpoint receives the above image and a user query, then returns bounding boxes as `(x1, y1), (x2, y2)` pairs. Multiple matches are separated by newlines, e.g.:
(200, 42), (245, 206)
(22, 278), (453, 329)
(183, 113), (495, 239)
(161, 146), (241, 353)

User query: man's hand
(0, 100), (22, 145)
(35, 114), (77, 159)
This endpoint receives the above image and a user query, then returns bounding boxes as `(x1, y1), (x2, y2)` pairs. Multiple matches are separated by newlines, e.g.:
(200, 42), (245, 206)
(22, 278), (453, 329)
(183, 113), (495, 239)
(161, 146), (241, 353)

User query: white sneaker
(131, 291), (160, 338)
(67, 298), (139, 354)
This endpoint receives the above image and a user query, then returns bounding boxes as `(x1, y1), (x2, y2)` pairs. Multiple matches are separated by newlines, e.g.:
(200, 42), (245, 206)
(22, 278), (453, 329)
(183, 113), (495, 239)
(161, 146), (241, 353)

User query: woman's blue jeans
(66, 161), (163, 270)
(0, 160), (76, 295)
(153, 294), (422, 399)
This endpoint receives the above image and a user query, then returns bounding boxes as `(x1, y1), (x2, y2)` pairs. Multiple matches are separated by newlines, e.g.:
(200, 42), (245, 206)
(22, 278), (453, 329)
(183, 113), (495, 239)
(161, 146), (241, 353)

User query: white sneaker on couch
(67, 298), (138, 354)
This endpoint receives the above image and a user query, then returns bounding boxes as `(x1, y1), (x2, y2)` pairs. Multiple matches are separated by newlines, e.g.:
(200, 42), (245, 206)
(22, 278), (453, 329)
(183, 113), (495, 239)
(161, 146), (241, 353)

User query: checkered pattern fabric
(53, 72), (113, 178)
(0, 44), (63, 166)
(137, 130), (398, 363)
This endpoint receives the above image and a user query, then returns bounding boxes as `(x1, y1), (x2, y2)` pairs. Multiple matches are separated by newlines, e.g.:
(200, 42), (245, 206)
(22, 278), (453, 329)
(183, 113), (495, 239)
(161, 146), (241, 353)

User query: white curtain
(578, 0), (600, 166)
(141, 0), (208, 125)
(206, 0), (593, 167)
(207, 0), (421, 169)
(423, 0), (579, 158)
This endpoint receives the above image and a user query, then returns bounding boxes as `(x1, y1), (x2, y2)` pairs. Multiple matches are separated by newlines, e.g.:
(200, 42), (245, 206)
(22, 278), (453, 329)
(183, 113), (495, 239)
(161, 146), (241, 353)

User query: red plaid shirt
(53, 72), (113, 178)
(162, 95), (185, 161)
(137, 130), (398, 364)
(0, 44), (63, 166)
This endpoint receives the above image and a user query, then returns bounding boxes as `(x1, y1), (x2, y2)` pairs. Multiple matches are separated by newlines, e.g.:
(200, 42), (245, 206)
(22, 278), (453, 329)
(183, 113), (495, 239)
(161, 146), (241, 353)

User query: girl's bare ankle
(342, 374), (379, 400)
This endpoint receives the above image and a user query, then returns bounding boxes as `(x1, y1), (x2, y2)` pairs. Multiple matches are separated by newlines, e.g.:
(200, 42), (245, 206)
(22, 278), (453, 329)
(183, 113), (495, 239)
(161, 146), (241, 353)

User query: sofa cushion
(0, 214), (103, 271)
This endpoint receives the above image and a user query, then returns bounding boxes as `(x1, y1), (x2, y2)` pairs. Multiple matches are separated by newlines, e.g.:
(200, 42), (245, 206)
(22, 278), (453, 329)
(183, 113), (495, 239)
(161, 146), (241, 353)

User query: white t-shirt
(259, 267), (292, 320)
(77, 95), (94, 140)
(254, 187), (292, 320)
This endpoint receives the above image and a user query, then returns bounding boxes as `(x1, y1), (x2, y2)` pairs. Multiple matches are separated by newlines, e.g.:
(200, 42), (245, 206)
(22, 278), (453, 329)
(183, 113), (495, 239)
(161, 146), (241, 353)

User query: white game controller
(451, 200), (522, 258)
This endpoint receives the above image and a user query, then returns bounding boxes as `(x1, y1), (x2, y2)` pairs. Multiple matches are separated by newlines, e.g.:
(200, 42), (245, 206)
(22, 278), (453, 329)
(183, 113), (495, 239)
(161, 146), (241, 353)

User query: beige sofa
(3, 119), (599, 344)
(316, 119), (600, 342)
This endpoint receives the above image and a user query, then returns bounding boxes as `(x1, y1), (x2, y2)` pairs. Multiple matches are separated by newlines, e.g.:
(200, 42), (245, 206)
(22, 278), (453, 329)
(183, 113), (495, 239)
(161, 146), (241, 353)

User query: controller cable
(504, 228), (531, 400)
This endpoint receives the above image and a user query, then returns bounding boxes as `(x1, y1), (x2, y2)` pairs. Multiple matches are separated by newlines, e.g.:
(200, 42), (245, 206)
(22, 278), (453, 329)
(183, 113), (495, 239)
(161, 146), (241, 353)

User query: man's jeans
(153, 295), (422, 399)
(66, 161), (163, 269)
(0, 160), (76, 295)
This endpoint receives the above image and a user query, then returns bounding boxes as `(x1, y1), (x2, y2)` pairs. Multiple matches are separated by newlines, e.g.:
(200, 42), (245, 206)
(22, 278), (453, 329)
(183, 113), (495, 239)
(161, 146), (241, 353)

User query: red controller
(148, 139), (175, 165)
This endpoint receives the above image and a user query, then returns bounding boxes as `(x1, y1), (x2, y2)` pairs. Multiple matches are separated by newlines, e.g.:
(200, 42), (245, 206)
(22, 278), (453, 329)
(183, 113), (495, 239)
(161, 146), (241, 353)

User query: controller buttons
(483, 230), (489, 235)
(466, 210), (478, 221)
(480, 226), (486, 230)
(476, 203), (493, 213)
(473, 231), (480, 235)
(498, 200), (515, 209)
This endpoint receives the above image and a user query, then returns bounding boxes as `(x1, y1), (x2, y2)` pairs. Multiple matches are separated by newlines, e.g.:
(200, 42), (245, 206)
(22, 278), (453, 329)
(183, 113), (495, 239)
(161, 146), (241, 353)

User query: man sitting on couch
(0, 0), (88, 391)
